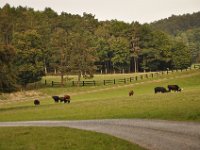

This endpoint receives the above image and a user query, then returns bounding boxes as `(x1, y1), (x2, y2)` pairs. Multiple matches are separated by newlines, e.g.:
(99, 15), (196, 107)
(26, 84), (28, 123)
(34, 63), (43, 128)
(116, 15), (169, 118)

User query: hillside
(151, 11), (200, 35)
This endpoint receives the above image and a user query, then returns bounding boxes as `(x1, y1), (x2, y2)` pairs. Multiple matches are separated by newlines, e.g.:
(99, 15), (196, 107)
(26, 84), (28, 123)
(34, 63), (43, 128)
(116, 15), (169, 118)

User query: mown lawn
(0, 127), (144, 150)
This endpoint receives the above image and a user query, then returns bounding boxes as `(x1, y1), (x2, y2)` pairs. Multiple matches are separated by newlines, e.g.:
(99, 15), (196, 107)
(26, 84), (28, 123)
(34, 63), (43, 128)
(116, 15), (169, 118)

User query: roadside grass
(0, 127), (143, 150)
(0, 70), (200, 122)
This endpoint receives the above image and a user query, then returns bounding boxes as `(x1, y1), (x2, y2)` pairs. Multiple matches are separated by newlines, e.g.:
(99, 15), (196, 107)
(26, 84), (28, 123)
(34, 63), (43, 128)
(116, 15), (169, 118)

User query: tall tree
(171, 40), (191, 69)
(129, 22), (141, 73)
(50, 28), (71, 84)
(109, 36), (130, 73)
(0, 44), (17, 92)
(70, 32), (97, 85)
(95, 22), (112, 73)
(0, 4), (18, 92)
(13, 30), (44, 87)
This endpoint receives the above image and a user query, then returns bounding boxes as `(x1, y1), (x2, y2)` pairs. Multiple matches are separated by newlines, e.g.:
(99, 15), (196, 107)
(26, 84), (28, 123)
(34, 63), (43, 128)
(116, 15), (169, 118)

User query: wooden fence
(44, 68), (198, 87)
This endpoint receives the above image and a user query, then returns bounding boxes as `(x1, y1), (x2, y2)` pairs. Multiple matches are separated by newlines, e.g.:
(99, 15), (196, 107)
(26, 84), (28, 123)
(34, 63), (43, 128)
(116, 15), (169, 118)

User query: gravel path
(0, 119), (200, 150)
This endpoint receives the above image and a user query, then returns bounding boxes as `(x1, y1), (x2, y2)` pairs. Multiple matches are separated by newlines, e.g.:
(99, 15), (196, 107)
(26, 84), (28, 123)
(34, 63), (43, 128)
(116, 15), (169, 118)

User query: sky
(0, 0), (200, 23)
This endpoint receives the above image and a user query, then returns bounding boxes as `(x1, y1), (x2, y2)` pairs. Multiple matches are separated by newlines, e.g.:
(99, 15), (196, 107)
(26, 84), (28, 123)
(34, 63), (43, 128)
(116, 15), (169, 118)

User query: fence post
(45, 80), (47, 85)
(146, 74), (148, 78)
(93, 80), (96, 86)
(130, 77), (132, 82)
(83, 81), (85, 86)
(103, 80), (106, 85)
(124, 78), (126, 83)
(72, 81), (75, 86)
(151, 74), (153, 78)
(135, 76), (138, 81)
(51, 81), (54, 87)
(156, 72), (159, 77)
(114, 79), (115, 84)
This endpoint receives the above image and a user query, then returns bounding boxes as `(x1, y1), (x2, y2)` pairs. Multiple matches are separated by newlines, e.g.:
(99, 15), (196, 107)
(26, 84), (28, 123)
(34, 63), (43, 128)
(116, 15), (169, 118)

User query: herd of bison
(34, 95), (71, 106)
(34, 84), (182, 106)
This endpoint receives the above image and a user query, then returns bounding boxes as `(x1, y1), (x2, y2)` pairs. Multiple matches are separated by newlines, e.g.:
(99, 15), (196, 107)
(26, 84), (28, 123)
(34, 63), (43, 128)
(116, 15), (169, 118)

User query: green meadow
(0, 69), (200, 121)
(0, 127), (143, 150)
(0, 69), (200, 150)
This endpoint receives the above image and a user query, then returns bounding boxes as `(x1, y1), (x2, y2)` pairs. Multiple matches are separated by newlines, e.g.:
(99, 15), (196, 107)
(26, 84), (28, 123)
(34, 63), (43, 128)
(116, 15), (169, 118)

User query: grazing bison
(154, 87), (168, 94)
(168, 85), (182, 92)
(59, 97), (70, 103)
(52, 95), (71, 103)
(64, 95), (71, 103)
(34, 99), (40, 106)
(52, 96), (60, 103)
(59, 97), (65, 103)
(129, 90), (134, 96)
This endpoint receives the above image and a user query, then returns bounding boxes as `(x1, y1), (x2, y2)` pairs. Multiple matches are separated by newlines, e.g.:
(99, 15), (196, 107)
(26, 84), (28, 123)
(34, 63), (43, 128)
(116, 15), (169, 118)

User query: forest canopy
(0, 4), (199, 92)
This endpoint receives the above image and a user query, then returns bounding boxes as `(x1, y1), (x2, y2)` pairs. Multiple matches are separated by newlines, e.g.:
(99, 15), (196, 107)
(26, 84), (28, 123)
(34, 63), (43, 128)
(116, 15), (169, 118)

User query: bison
(129, 90), (134, 96)
(34, 99), (40, 106)
(52, 96), (60, 103)
(59, 97), (70, 103)
(64, 95), (71, 103)
(154, 87), (168, 94)
(52, 95), (71, 103)
(168, 85), (182, 92)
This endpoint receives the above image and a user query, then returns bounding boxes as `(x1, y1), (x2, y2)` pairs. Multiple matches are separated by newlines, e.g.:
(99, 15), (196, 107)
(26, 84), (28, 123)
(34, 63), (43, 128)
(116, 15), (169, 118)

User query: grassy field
(0, 69), (200, 122)
(0, 127), (143, 150)
(0, 70), (199, 150)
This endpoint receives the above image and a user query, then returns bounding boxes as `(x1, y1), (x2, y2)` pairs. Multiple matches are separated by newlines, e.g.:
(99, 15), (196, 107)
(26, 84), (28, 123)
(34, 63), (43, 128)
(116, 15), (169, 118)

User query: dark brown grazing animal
(59, 97), (65, 103)
(52, 95), (71, 103)
(52, 96), (60, 103)
(64, 95), (70, 100)
(168, 85), (182, 92)
(59, 97), (70, 103)
(129, 90), (134, 96)
(154, 87), (168, 94)
(34, 99), (40, 106)
(63, 95), (71, 103)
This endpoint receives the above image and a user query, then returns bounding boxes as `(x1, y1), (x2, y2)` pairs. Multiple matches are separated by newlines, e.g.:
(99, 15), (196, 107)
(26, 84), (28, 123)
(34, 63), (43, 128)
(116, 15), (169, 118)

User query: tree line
(0, 4), (198, 92)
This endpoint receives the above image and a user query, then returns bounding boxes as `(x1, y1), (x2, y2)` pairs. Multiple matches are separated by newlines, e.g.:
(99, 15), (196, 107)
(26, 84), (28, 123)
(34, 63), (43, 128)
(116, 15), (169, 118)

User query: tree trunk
(44, 66), (47, 75)
(134, 57), (137, 73)
(61, 72), (64, 85)
(77, 71), (81, 87)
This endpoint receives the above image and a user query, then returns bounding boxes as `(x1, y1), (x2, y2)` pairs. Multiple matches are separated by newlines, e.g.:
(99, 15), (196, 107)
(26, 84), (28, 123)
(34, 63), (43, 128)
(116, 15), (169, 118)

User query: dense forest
(0, 4), (200, 92)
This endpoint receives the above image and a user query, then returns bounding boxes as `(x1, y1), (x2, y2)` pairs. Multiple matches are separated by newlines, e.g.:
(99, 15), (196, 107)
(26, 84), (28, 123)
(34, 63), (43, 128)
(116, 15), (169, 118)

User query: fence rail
(43, 68), (198, 87)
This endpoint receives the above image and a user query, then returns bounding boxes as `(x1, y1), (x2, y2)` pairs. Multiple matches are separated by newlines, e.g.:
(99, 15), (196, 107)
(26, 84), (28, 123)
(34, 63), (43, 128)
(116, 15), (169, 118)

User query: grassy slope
(0, 70), (199, 150)
(0, 70), (200, 122)
(0, 127), (143, 150)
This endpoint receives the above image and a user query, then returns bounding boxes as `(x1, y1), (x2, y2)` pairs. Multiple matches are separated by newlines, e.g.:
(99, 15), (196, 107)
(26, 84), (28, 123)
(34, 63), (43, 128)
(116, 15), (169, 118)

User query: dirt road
(0, 119), (200, 150)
